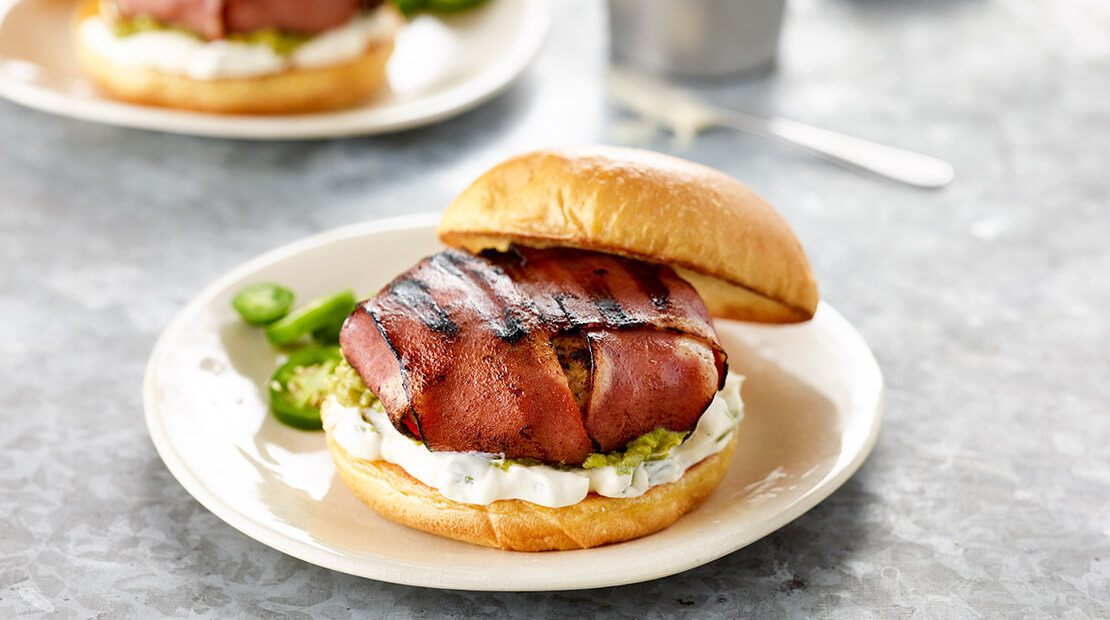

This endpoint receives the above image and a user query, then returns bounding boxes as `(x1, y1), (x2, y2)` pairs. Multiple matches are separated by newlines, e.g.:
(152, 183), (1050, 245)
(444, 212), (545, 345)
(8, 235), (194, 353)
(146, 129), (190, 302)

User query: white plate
(143, 214), (884, 591)
(0, 0), (548, 139)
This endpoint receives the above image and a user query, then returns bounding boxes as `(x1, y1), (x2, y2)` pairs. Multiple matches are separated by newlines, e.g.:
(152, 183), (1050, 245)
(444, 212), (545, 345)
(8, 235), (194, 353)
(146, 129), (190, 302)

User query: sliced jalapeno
(231, 283), (295, 326)
(265, 289), (356, 346)
(268, 345), (343, 430)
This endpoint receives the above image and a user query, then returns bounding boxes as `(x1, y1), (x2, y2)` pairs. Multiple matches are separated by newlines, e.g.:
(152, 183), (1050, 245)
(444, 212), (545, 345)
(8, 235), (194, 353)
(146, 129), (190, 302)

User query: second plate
(0, 0), (549, 139)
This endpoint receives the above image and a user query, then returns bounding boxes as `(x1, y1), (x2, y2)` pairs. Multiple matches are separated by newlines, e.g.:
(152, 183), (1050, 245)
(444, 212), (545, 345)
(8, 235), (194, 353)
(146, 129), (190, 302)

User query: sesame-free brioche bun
(326, 430), (738, 551)
(73, 0), (397, 114)
(437, 146), (819, 323)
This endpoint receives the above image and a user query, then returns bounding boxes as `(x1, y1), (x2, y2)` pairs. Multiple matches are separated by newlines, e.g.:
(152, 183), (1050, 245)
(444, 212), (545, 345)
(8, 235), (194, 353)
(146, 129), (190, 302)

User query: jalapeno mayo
(322, 374), (744, 508)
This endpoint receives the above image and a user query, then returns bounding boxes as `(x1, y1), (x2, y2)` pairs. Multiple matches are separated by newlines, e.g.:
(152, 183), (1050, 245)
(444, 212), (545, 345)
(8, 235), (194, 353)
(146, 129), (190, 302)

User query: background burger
(321, 146), (819, 551)
(74, 0), (402, 114)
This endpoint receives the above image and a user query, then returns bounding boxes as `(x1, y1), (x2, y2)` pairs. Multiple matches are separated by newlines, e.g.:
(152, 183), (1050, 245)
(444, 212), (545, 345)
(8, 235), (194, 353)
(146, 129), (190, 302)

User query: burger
(321, 146), (819, 551)
(73, 0), (402, 114)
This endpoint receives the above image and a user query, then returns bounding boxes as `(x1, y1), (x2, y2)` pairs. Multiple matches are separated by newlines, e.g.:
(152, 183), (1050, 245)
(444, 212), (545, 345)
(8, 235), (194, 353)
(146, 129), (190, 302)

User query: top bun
(437, 146), (819, 323)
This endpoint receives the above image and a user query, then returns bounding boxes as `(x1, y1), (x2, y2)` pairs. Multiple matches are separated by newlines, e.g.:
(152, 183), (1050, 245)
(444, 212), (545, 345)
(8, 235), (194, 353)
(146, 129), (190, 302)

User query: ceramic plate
(0, 0), (548, 139)
(143, 214), (884, 591)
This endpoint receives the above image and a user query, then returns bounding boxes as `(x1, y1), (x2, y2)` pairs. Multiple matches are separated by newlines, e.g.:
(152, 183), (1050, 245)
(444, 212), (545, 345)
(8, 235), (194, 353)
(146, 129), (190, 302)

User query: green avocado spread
(111, 15), (196, 39)
(581, 428), (690, 474)
(228, 29), (310, 55)
(111, 16), (310, 54)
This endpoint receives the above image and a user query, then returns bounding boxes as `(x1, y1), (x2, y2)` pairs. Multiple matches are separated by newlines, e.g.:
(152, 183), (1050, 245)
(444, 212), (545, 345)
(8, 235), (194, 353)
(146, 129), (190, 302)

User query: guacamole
(328, 359), (379, 409)
(582, 428), (691, 474)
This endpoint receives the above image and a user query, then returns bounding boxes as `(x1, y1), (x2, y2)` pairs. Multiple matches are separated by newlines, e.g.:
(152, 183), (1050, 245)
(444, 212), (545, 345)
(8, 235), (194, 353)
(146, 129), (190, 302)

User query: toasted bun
(437, 146), (819, 323)
(326, 431), (738, 551)
(73, 0), (397, 114)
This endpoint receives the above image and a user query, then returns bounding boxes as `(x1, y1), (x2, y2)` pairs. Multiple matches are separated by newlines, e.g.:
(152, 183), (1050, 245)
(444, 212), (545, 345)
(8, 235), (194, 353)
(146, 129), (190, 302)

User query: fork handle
(717, 111), (955, 189)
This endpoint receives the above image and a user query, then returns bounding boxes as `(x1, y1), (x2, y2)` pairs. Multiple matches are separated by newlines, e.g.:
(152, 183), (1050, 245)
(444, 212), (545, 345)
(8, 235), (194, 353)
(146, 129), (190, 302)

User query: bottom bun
(73, 0), (395, 114)
(326, 431), (739, 551)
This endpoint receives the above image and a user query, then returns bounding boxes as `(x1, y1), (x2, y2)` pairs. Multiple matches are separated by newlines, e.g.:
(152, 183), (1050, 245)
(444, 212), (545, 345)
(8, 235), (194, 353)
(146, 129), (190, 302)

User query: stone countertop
(2, 0), (1108, 617)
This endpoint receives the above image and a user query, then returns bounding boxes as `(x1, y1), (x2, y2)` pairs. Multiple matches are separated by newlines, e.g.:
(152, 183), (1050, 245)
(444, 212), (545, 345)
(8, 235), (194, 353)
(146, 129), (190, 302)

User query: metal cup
(608, 0), (787, 77)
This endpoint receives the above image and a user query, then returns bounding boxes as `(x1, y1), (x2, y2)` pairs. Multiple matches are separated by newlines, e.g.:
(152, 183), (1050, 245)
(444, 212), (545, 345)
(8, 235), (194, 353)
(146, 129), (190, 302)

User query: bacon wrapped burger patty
(341, 246), (727, 465)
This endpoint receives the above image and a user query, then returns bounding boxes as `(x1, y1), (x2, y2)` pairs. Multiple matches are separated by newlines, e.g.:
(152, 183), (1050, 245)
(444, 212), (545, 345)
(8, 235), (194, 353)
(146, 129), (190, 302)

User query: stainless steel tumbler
(608, 0), (787, 77)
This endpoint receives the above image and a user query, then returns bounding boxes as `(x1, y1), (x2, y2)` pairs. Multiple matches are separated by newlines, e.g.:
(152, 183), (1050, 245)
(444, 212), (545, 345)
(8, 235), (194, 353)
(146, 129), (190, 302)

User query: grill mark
(430, 250), (468, 277)
(364, 305), (424, 438)
(622, 258), (672, 311)
(593, 296), (631, 326)
(460, 253), (534, 342)
(583, 276), (637, 328)
(492, 250), (577, 331)
(497, 307), (530, 343)
(385, 276), (458, 336)
(552, 294), (581, 328)
(438, 249), (533, 344)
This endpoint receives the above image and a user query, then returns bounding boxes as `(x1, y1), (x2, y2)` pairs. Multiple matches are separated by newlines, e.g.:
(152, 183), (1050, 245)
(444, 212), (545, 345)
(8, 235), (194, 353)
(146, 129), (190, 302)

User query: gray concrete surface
(1, 0), (1108, 617)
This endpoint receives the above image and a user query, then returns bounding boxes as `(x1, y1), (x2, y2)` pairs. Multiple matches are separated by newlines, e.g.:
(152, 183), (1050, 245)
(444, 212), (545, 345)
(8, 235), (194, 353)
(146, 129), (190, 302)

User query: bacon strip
(583, 329), (720, 452)
(340, 247), (727, 464)
(486, 246), (718, 342)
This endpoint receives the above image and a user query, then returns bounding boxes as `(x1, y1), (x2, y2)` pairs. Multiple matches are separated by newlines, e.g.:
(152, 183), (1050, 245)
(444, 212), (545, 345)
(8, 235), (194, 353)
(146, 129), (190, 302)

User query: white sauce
(78, 8), (401, 80)
(322, 374), (745, 508)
